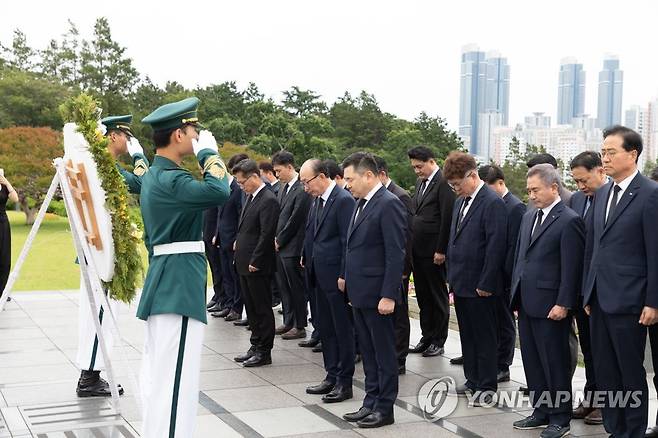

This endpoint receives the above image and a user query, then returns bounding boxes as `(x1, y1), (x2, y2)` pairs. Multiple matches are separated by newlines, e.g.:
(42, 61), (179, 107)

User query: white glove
(97, 121), (107, 135)
(127, 137), (144, 157)
(193, 130), (219, 156)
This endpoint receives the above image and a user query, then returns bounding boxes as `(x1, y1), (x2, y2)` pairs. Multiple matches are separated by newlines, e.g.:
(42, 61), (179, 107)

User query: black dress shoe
(398, 364), (406, 375)
(76, 371), (124, 397)
(497, 370), (510, 383)
(539, 424), (569, 438)
(357, 411), (394, 428)
(299, 338), (320, 348)
(243, 353), (272, 367)
(422, 344), (444, 357)
(206, 299), (217, 309)
(234, 350), (255, 363)
(224, 310), (240, 322)
(646, 425), (658, 437)
(343, 407), (372, 422)
(513, 414), (549, 430)
(454, 383), (473, 395)
(211, 308), (230, 318)
(312, 343), (323, 353)
(408, 340), (430, 354)
(233, 318), (249, 326)
(450, 356), (464, 365)
(306, 380), (335, 394)
(322, 386), (353, 403)
(208, 303), (224, 313)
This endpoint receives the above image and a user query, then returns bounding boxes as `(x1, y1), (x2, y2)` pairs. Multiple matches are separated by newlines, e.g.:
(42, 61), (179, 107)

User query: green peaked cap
(101, 114), (134, 136)
(142, 97), (202, 132)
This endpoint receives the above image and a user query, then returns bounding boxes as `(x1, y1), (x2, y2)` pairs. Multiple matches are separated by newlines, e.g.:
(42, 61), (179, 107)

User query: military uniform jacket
(118, 153), (150, 194)
(136, 150), (230, 324)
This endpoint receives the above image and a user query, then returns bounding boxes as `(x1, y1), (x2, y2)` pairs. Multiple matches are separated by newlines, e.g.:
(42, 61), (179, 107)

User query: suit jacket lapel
(239, 189), (262, 229)
(602, 174), (642, 236)
(528, 202), (564, 248)
(416, 170), (442, 209)
(348, 187), (385, 239)
(314, 185), (339, 236)
(454, 188), (486, 239)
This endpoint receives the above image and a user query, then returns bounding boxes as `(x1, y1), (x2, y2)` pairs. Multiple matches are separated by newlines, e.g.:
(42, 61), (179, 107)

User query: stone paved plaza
(1, 290), (655, 437)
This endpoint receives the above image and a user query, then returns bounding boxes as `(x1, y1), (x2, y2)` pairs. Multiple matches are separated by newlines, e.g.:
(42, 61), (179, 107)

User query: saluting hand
(547, 305), (568, 320)
(639, 306), (658, 326)
(378, 298), (395, 315)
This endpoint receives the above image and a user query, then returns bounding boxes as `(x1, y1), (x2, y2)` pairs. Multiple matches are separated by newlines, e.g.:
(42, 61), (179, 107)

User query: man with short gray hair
(510, 163), (585, 438)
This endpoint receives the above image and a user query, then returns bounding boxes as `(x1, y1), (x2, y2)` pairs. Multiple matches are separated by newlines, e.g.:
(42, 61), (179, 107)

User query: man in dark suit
(232, 159), (280, 367)
(583, 126), (658, 438)
(272, 151), (313, 340)
(204, 206), (225, 312)
(300, 158), (356, 403)
(478, 164), (526, 383)
(211, 153), (247, 322)
(527, 153), (572, 206)
(340, 153), (406, 428)
(568, 151), (608, 426)
(648, 167), (658, 437)
(259, 160), (281, 307)
(444, 152), (507, 403)
(407, 146), (456, 357)
(374, 155), (413, 375)
(510, 163), (585, 438)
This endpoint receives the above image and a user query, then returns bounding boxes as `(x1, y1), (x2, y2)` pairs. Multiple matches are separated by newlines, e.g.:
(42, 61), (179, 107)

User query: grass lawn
(6, 210), (214, 292)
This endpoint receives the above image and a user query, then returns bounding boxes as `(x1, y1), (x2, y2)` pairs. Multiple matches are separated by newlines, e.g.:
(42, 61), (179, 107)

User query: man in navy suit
(583, 126), (658, 438)
(478, 164), (526, 383)
(511, 164), (585, 438)
(568, 151), (608, 426)
(300, 158), (356, 403)
(443, 152), (507, 403)
(272, 151), (313, 340)
(211, 153), (247, 322)
(375, 155), (413, 375)
(340, 153), (406, 428)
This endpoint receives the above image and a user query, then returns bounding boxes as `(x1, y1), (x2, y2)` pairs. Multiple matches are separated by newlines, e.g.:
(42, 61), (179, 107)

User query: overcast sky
(2, 0), (658, 131)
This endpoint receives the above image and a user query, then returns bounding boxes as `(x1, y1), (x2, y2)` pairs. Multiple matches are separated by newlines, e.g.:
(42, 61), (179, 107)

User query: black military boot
(76, 370), (124, 397)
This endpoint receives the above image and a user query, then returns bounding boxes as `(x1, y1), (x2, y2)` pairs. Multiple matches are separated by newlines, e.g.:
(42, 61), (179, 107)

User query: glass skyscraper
(596, 56), (623, 129)
(459, 45), (510, 157)
(557, 58), (586, 125)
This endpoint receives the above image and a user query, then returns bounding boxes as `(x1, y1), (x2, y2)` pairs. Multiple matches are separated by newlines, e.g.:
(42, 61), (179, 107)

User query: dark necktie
(419, 179), (428, 197)
(531, 209), (544, 240)
(316, 197), (325, 227)
(240, 194), (253, 221)
(583, 196), (591, 218)
(606, 185), (622, 225)
(353, 198), (367, 224)
(458, 196), (472, 228)
(280, 182), (290, 203)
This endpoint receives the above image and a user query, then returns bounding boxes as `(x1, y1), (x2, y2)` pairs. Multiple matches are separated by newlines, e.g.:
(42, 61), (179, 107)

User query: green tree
(79, 17), (138, 114)
(8, 29), (36, 71)
(0, 69), (72, 129)
(282, 86), (327, 116)
(500, 137), (547, 201)
(39, 20), (81, 85)
(330, 91), (393, 151)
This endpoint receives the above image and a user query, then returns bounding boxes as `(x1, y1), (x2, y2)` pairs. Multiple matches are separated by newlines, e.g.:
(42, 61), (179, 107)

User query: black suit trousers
(454, 295), (498, 392)
(590, 296), (648, 437)
(496, 289), (516, 371)
(204, 240), (225, 306)
(412, 256), (449, 346)
(219, 247), (242, 313)
(239, 274), (275, 354)
(518, 308), (572, 427)
(353, 306), (398, 416)
(275, 254), (308, 329)
(394, 278), (411, 364)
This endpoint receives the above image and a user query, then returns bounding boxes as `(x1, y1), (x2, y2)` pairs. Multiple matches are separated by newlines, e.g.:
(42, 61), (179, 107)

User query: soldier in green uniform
(76, 114), (150, 397)
(138, 97), (230, 438)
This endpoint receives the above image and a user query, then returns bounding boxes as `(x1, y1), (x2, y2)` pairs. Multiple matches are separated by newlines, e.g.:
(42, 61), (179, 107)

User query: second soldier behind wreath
(232, 159), (280, 367)
(340, 153), (407, 428)
(443, 152), (507, 404)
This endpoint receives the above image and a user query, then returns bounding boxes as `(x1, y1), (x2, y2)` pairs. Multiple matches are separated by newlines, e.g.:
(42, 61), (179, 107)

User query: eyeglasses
(301, 174), (319, 186)
(447, 170), (474, 190)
